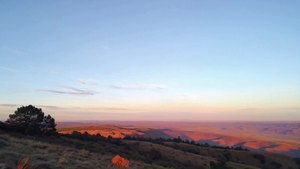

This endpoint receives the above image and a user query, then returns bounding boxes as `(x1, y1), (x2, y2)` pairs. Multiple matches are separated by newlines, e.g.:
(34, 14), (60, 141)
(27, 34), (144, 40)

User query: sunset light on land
(0, 1), (299, 121)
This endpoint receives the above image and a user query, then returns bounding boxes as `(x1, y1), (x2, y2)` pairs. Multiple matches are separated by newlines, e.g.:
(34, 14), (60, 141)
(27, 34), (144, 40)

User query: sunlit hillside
(57, 122), (300, 158)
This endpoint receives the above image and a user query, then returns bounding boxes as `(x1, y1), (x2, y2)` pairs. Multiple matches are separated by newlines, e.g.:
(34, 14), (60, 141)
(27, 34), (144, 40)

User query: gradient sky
(0, 0), (299, 121)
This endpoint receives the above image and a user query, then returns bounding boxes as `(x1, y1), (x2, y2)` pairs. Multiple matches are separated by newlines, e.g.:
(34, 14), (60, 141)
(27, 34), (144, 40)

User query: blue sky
(0, 0), (299, 121)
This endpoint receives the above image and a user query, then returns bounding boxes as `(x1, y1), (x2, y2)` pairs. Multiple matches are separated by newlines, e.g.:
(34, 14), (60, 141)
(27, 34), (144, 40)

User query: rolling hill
(57, 121), (300, 158)
(1, 128), (300, 169)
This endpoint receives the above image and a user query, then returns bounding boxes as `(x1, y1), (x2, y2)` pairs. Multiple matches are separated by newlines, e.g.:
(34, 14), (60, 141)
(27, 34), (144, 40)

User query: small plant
(253, 153), (266, 164)
(111, 154), (129, 168)
(16, 158), (37, 169)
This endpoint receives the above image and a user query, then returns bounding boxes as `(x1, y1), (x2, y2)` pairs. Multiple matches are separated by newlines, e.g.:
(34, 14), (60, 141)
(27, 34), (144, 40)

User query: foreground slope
(0, 130), (165, 169)
(0, 129), (299, 169)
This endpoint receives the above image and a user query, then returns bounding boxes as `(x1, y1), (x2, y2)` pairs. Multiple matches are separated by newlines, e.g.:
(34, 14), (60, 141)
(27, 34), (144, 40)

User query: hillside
(1, 129), (299, 169)
(57, 122), (300, 158)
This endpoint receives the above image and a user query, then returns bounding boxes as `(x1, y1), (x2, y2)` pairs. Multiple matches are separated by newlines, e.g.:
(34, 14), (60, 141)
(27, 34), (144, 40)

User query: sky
(0, 0), (299, 121)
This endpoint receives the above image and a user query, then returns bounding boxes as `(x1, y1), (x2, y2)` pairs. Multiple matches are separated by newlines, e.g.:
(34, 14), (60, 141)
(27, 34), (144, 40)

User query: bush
(269, 161), (282, 169)
(223, 151), (231, 161)
(253, 154), (266, 164)
(294, 158), (300, 165)
(210, 160), (228, 169)
(145, 148), (162, 163)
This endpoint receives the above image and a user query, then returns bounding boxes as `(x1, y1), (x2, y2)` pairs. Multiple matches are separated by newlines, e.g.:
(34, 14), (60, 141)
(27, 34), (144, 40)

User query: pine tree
(6, 105), (57, 135)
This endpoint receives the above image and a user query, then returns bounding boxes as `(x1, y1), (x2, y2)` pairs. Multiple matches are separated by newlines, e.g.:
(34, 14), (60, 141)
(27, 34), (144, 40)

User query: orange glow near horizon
(1, 99), (299, 121)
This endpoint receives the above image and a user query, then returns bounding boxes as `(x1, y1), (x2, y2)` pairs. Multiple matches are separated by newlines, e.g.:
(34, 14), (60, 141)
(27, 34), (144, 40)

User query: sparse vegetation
(0, 129), (299, 169)
(124, 135), (249, 151)
(0, 106), (299, 169)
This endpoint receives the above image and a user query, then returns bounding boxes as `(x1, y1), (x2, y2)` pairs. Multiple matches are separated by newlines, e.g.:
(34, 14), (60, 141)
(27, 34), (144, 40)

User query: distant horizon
(55, 120), (300, 123)
(0, 103), (299, 122)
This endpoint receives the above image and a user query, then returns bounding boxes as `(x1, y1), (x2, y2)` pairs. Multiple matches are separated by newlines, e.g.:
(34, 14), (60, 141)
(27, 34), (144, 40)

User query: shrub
(223, 151), (231, 161)
(210, 160), (228, 169)
(294, 158), (300, 165)
(111, 155), (129, 168)
(145, 148), (162, 163)
(270, 161), (282, 169)
(253, 154), (266, 164)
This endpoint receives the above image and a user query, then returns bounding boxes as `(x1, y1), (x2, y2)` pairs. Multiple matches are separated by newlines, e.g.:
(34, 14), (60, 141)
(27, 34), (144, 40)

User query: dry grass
(16, 158), (37, 169)
(0, 132), (167, 169)
(0, 130), (299, 169)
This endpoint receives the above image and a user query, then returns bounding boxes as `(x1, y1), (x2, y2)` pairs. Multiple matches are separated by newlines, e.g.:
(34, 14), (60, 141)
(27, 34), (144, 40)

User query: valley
(58, 121), (300, 158)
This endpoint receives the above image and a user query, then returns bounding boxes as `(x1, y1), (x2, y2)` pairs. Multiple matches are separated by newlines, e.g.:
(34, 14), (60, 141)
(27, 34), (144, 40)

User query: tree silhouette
(41, 114), (56, 135)
(6, 105), (56, 135)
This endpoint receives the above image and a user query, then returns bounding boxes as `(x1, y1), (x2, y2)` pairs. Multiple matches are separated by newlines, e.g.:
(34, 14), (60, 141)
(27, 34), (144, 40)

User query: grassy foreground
(0, 129), (299, 169)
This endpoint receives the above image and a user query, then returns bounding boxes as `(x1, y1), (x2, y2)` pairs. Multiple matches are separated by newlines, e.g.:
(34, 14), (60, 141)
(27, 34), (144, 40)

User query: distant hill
(0, 128), (299, 169)
(57, 122), (300, 158)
